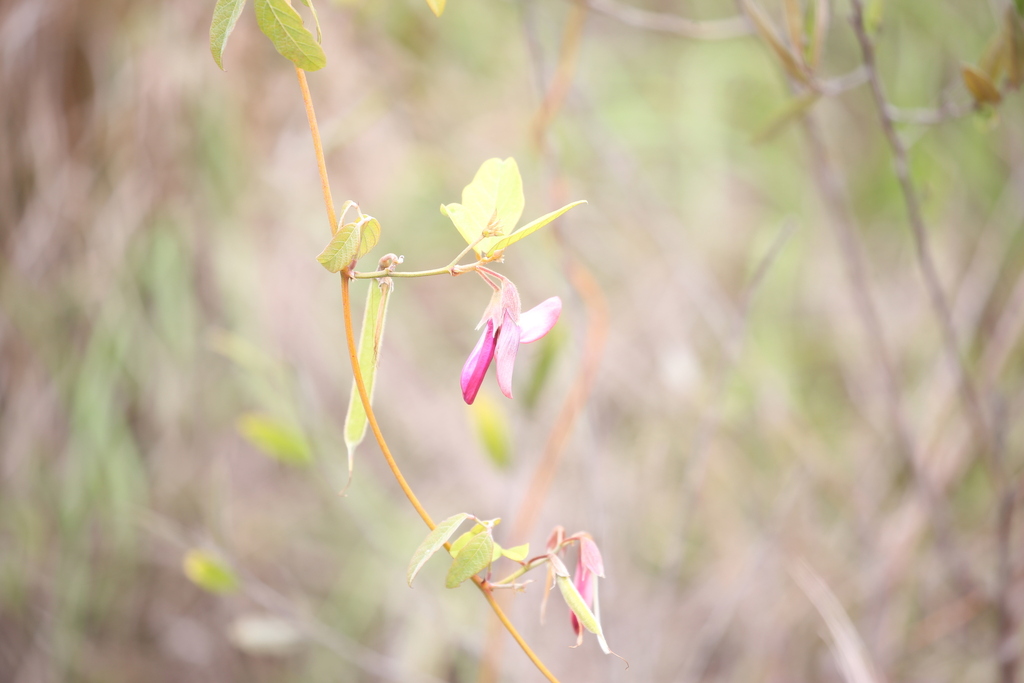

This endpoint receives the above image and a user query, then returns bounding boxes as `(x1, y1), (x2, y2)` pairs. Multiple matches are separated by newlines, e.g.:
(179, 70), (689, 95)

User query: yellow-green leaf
(407, 513), (470, 586)
(316, 223), (360, 273)
(355, 216), (380, 262)
(254, 0), (326, 71)
(962, 64), (1002, 105)
(501, 543), (530, 562)
(184, 549), (240, 594)
(478, 200), (587, 257)
(298, 0), (322, 43)
(469, 394), (511, 468)
(445, 532), (494, 588)
(237, 412), (311, 466)
(441, 158), (524, 253)
(425, 0), (445, 16)
(210, 0), (248, 70)
(344, 278), (392, 483)
(450, 524), (485, 557)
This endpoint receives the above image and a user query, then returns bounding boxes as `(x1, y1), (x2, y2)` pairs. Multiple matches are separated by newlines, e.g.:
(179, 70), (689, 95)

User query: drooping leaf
(962, 64), (1002, 105)
(407, 512), (471, 586)
(184, 549), (240, 593)
(237, 412), (312, 465)
(445, 532), (495, 588)
(210, 0), (248, 70)
(501, 543), (530, 562)
(298, 0), (323, 43)
(343, 278), (392, 484)
(425, 0), (446, 17)
(254, 0), (326, 71)
(469, 394), (512, 468)
(555, 574), (603, 637)
(478, 200), (587, 257)
(316, 222), (361, 273)
(441, 158), (524, 253)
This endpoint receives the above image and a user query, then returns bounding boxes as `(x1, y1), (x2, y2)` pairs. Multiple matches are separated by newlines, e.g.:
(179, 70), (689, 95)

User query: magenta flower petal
(570, 558), (596, 639)
(461, 319), (496, 405)
(517, 296), (561, 344)
(494, 311), (521, 399)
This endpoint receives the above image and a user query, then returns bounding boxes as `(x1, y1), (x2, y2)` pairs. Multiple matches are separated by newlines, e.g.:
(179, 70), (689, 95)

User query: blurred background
(3, 0), (1024, 681)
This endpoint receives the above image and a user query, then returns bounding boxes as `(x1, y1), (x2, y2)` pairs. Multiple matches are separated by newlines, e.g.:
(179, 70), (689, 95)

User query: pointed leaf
(344, 278), (392, 482)
(184, 549), (240, 594)
(555, 574), (602, 636)
(442, 158), (525, 253)
(355, 216), (380, 261)
(445, 532), (494, 588)
(254, 0), (326, 71)
(491, 541), (504, 563)
(316, 223), (360, 273)
(501, 543), (530, 562)
(479, 200), (587, 257)
(962, 64), (1002, 105)
(237, 412), (311, 466)
(210, 0), (248, 70)
(425, 0), (446, 16)
(407, 513), (471, 586)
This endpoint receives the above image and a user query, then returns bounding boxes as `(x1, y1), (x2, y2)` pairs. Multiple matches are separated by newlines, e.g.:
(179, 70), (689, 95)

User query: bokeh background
(3, 0), (1024, 681)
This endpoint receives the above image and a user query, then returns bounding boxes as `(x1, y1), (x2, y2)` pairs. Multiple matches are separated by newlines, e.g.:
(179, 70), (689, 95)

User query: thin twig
(848, 0), (994, 471)
(583, 0), (751, 40)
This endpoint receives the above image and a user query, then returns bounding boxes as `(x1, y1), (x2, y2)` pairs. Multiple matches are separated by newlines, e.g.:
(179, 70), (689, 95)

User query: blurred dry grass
(2, 0), (1024, 681)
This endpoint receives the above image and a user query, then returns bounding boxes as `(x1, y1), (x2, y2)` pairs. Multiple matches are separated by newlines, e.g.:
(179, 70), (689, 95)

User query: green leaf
(442, 158), (524, 253)
(298, 0), (323, 43)
(210, 0), (248, 70)
(237, 412), (311, 465)
(501, 543), (530, 562)
(425, 0), (445, 17)
(316, 223), (360, 273)
(445, 532), (494, 588)
(254, 0), (326, 71)
(407, 512), (470, 586)
(555, 574), (602, 636)
(355, 217), (381, 262)
(343, 278), (392, 484)
(1016, 0), (1023, 17)
(491, 541), (504, 562)
(478, 200), (587, 257)
(184, 549), (240, 593)
(450, 524), (485, 557)
(469, 394), (512, 468)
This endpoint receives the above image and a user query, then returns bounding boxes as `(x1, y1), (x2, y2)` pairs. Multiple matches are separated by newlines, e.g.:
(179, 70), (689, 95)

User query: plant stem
(295, 67), (337, 230)
(340, 276), (561, 683)
(295, 65), (561, 683)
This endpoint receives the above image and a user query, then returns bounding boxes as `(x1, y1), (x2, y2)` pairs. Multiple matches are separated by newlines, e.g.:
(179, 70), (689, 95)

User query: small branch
(583, 0), (751, 40)
(295, 67), (337, 231)
(887, 100), (975, 126)
(849, 0), (994, 470)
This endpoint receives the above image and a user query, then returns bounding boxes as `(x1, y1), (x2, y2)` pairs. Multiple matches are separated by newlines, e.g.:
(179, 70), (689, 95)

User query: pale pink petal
(461, 320), (496, 405)
(580, 537), (605, 578)
(494, 312), (520, 399)
(570, 559), (595, 639)
(517, 296), (561, 344)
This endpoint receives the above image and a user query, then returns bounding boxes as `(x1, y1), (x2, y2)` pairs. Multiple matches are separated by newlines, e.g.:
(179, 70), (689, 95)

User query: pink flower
(570, 536), (605, 644)
(460, 277), (561, 405)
